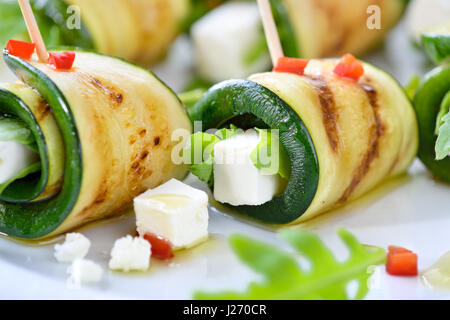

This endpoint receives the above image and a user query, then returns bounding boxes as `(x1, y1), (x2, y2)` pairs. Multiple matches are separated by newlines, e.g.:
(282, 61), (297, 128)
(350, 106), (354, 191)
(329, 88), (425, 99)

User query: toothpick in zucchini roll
(184, 55), (418, 224)
(0, 0), (189, 66)
(0, 48), (192, 239)
(190, 0), (407, 82)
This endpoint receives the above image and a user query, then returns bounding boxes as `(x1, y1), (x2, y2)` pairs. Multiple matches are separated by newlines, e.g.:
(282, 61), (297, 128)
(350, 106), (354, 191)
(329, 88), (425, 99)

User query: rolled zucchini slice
(0, 50), (192, 239)
(189, 59), (418, 224)
(280, 0), (407, 58)
(414, 64), (450, 183)
(1, 0), (189, 66)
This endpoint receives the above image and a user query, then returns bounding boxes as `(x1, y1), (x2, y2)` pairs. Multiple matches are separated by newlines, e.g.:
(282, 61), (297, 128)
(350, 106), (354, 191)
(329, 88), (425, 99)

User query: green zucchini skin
(270, 0), (300, 58)
(0, 89), (49, 203)
(0, 50), (83, 239)
(189, 79), (319, 224)
(414, 65), (450, 183)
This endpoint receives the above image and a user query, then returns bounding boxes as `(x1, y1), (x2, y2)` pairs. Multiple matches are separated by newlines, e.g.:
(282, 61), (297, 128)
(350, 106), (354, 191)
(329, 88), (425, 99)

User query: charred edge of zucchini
(189, 79), (319, 224)
(414, 65), (450, 183)
(0, 89), (49, 203)
(0, 50), (83, 239)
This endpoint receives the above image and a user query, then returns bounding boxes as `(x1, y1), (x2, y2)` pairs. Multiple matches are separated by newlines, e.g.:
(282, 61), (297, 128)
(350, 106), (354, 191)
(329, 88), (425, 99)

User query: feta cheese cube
(0, 141), (39, 184)
(213, 130), (284, 206)
(191, 2), (271, 83)
(134, 179), (209, 249)
(54, 233), (91, 263)
(67, 258), (103, 285)
(108, 235), (151, 272)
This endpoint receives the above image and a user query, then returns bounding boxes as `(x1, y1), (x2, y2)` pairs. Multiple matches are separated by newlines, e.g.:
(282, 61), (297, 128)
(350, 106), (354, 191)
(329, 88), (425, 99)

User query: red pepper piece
(273, 57), (310, 76)
(333, 53), (364, 81)
(48, 51), (76, 70)
(143, 233), (174, 260)
(6, 40), (36, 60)
(386, 246), (418, 276)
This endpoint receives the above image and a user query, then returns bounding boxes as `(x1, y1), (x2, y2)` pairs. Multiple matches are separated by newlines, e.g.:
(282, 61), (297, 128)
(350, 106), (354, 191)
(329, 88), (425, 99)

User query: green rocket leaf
(435, 91), (450, 160)
(194, 229), (386, 300)
(250, 128), (290, 179)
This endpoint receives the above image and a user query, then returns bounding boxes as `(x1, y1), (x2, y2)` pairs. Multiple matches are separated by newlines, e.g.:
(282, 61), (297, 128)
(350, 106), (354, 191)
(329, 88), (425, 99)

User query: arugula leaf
(436, 113), (450, 160)
(0, 116), (40, 193)
(182, 126), (241, 186)
(183, 132), (220, 187)
(194, 229), (386, 300)
(435, 91), (450, 160)
(0, 116), (35, 145)
(0, 161), (41, 194)
(250, 128), (290, 179)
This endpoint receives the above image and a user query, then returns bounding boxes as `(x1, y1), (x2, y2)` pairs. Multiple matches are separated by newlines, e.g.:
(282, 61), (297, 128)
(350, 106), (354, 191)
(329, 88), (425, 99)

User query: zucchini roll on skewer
(0, 50), (192, 239)
(413, 34), (450, 183)
(191, 0), (407, 82)
(0, 0), (189, 66)
(187, 58), (418, 224)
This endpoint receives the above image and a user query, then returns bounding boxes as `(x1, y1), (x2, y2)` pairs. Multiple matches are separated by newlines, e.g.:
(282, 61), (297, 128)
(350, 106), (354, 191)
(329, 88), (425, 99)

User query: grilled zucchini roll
(187, 59), (418, 224)
(0, 50), (192, 239)
(280, 0), (407, 58)
(190, 0), (407, 82)
(0, 0), (189, 65)
(413, 32), (450, 183)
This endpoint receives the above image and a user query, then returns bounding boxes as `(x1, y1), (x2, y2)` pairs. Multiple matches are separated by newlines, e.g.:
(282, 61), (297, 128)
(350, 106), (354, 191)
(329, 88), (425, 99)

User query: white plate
(0, 21), (449, 300)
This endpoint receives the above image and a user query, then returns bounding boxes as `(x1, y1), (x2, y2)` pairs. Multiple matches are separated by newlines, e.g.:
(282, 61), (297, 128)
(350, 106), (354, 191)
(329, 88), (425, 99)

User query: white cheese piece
(108, 235), (151, 272)
(191, 2), (271, 83)
(406, 0), (450, 42)
(213, 130), (284, 206)
(67, 258), (103, 285)
(0, 141), (39, 185)
(54, 233), (91, 263)
(134, 179), (209, 249)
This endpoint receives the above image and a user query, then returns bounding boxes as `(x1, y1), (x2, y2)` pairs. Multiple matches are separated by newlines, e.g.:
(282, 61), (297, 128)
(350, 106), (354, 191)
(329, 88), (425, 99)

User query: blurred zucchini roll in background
(190, 0), (408, 82)
(0, 0), (190, 65)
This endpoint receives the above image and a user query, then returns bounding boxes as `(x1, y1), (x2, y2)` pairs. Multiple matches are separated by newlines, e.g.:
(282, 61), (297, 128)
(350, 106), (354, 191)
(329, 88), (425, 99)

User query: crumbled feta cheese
(67, 258), (103, 286)
(108, 235), (151, 272)
(213, 130), (284, 206)
(134, 179), (209, 249)
(191, 1), (271, 83)
(0, 141), (39, 184)
(54, 233), (91, 263)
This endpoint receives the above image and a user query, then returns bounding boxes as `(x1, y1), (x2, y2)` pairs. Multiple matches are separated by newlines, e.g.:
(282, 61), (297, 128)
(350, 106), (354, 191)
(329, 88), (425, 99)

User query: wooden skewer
(256, 0), (284, 67)
(17, 0), (48, 62)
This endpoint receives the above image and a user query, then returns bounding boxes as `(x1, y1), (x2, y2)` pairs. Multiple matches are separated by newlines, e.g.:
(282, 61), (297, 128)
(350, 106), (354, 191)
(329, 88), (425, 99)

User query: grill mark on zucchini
(339, 80), (384, 202)
(35, 99), (51, 122)
(90, 77), (124, 106)
(305, 76), (340, 152)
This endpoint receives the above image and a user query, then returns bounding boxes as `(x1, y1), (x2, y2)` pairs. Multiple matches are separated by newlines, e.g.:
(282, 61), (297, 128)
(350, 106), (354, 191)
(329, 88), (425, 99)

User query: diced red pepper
(143, 233), (174, 260)
(6, 40), (36, 60)
(388, 245), (412, 255)
(48, 51), (76, 70)
(273, 57), (310, 76)
(386, 246), (418, 276)
(333, 53), (364, 81)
